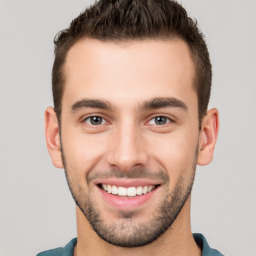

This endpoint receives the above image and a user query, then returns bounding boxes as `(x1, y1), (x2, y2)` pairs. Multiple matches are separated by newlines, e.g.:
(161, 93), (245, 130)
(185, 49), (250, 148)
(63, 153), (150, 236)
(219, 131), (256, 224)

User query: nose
(107, 122), (149, 171)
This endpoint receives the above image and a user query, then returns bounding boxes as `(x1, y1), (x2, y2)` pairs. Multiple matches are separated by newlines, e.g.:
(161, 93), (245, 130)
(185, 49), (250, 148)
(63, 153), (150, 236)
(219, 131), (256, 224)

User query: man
(39, 0), (222, 255)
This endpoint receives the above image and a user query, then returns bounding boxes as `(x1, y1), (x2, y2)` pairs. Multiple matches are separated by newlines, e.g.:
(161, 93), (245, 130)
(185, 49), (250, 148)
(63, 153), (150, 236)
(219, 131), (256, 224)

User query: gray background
(0, 0), (255, 255)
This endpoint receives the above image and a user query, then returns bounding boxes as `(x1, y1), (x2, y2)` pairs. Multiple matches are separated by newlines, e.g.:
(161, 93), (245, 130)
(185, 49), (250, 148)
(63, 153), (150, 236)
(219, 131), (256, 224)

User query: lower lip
(98, 186), (159, 210)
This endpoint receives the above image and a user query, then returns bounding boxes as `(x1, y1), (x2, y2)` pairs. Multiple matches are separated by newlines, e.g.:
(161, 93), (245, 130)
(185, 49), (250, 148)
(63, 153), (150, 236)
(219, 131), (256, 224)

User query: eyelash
(82, 115), (174, 126)
(83, 115), (108, 126)
(147, 116), (173, 126)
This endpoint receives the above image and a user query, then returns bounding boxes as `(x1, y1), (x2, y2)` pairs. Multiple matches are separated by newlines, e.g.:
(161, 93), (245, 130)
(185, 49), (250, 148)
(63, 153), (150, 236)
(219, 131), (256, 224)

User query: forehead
(63, 38), (197, 111)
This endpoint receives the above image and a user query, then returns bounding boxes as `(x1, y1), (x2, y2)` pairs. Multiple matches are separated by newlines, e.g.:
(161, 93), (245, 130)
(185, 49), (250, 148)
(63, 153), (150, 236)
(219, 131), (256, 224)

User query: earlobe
(45, 107), (64, 168)
(197, 108), (219, 166)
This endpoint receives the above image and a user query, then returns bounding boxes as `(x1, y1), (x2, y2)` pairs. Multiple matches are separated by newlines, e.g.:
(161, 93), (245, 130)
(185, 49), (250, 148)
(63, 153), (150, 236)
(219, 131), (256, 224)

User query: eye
(84, 116), (107, 125)
(148, 116), (171, 125)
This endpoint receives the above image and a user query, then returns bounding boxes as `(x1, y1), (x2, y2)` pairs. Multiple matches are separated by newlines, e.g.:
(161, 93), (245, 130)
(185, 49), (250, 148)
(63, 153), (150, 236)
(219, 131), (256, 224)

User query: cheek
(61, 127), (108, 173)
(148, 129), (198, 182)
(61, 133), (107, 195)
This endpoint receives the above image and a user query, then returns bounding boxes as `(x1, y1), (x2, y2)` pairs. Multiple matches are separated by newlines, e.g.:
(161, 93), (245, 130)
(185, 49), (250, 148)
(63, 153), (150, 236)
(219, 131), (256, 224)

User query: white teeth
(136, 186), (143, 195)
(101, 184), (156, 197)
(112, 185), (118, 195)
(127, 187), (136, 197)
(107, 184), (112, 193)
(147, 185), (154, 193)
(118, 187), (127, 196)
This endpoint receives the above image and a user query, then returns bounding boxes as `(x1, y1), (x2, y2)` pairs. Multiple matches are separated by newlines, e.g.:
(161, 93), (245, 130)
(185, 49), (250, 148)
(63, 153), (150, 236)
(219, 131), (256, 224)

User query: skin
(45, 38), (219, 256)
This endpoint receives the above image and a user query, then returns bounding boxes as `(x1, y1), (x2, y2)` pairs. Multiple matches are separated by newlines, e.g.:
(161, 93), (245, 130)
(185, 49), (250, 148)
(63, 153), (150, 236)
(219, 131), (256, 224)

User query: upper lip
(94, 179), (162, 187)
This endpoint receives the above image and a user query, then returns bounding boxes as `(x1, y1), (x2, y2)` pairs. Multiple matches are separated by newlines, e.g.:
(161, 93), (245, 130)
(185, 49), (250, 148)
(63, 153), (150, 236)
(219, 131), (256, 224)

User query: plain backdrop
(0, 0), (255, 255)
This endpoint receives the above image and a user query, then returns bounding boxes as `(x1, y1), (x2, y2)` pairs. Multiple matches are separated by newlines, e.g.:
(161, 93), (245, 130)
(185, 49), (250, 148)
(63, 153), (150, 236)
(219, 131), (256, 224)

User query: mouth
(99, 184), (158, 197)
(95, 181), (161, 210)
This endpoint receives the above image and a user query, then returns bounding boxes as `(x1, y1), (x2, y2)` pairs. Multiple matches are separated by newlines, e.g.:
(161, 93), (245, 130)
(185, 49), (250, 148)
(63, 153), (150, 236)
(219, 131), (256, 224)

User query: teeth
(127, 187), (136, 197)
(101, 184), (156, 197)
(143, 186), (148, 194)
(112, 185), (118, 195)
(148, 185), (154, 193)
(118, 187), (127, 196)
(136, 186), (143, 195)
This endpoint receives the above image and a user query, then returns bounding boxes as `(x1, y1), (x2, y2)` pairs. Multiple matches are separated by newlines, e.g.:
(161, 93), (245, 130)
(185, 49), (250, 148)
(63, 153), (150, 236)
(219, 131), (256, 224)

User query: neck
(75, 197), (201, 256)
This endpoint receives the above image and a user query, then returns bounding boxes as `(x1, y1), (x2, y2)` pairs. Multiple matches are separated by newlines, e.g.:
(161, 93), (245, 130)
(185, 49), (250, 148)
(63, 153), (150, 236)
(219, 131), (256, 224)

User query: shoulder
(37, 238), (77, 256)
(193, 233), (224, 256)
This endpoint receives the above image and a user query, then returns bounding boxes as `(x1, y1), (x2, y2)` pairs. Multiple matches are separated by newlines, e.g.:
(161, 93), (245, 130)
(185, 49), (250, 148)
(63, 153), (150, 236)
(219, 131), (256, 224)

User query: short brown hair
(52, 0), (212, 125)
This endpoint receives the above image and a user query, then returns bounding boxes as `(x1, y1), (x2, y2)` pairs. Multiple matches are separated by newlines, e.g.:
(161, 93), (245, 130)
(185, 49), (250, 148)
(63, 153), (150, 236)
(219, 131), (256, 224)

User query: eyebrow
(71, 99), (112, 112)
(71, 97), (187, 113)
(140, 97), (188, 111)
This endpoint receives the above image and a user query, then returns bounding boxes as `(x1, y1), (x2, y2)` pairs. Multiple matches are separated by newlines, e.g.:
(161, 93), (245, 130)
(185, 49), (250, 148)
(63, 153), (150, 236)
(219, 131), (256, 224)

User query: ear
(45, 107), (64, 168)
(197, 108), (220, 166)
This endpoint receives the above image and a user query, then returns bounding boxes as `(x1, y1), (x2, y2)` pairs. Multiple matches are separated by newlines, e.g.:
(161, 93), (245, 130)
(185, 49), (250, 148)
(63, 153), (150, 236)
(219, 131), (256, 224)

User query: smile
(101, 184), (156, 197)
(96, 181), (161, 209)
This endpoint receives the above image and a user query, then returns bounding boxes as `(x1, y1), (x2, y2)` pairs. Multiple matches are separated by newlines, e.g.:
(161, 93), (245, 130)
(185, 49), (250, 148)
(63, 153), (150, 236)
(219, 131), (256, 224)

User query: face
(49, 39), (204, 247)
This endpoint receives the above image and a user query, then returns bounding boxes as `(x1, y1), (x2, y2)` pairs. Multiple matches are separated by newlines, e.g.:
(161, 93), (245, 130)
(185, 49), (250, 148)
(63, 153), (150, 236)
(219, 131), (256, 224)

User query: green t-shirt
(37, 233), (224, 256)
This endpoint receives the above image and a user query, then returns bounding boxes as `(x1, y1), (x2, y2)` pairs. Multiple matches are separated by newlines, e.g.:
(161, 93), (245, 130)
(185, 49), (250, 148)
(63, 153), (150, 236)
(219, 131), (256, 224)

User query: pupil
(156, 116), (166, 125)
(91, 116), (102, 125)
